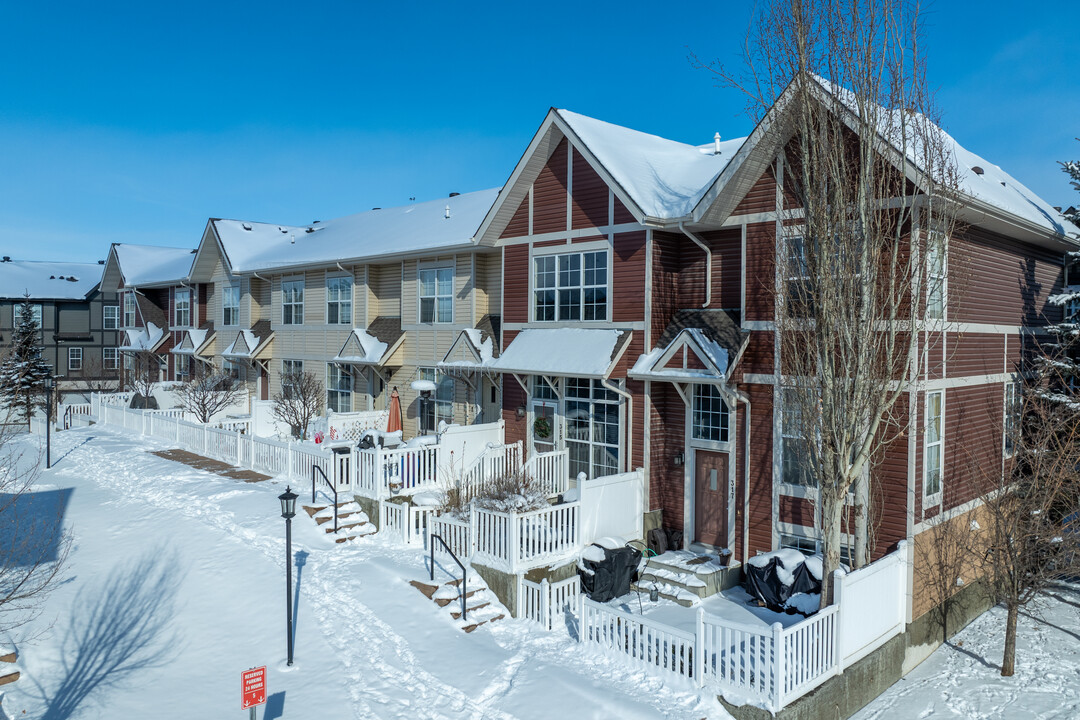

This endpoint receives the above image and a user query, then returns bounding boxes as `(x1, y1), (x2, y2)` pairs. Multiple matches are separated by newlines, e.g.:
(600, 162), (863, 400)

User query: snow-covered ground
(853, 584), (1080, 720)
(1, 427), (727, 719)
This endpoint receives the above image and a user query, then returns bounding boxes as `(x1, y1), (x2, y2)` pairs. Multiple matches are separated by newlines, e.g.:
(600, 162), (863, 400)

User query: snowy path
(3, 428), (725, 719)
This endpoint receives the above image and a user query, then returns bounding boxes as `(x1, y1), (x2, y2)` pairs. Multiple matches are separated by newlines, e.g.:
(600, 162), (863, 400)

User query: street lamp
(44, 376), (54, 469)
(278, 486), (298, 666)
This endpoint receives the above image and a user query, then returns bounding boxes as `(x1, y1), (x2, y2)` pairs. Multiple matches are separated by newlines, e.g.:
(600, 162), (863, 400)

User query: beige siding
(455, 254), (473, 326)
(401, 259), (418, 323)
(373, 263), (401, 318)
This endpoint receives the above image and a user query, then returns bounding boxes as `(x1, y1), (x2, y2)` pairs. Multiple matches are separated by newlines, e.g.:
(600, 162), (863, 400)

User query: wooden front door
(694, 450), (729, 547)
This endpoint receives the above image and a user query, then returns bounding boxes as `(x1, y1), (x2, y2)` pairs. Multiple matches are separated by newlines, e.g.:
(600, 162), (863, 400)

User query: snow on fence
(519, 575), (581, 630)
(459, 441), (523, 495)
(580, 598), (698, 681)
(429, 514), (471, 558)
(522, 449), (570, 497)
(354, 444), (442, 498)
(699, 615), (775, 701)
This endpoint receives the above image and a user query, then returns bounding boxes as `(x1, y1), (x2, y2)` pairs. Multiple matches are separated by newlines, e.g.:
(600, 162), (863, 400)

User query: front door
(531, 400), (558, 455)
(694, 450), (729, 547)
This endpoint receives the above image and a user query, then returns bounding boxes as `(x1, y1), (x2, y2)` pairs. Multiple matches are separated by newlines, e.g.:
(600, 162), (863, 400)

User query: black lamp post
(278, 486), (298, 666)
(44, 376), (54, 469)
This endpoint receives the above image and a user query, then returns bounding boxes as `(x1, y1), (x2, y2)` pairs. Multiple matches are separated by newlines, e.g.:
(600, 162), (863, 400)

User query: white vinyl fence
(519, 575), (581, 630)
(380, 502), (437, 547)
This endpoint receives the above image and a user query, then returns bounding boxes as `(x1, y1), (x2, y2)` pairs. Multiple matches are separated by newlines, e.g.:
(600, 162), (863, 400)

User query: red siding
(943, 384), (1003, 511)
(649, 383), (686, 531)
(949, 333), (1005, 377)
(502, 196), (530, 239)
(745, 383), (774, 554)
(873, 398), (910, 558)
(612, 231), (646, 324)
(613, 195), (635, 224)
(502, 245), (529, 324)
(733, 168), (776, 216)
(532, 138), (568, 235)
(744, 222), (775, 322)
(571, 149), (609, 229)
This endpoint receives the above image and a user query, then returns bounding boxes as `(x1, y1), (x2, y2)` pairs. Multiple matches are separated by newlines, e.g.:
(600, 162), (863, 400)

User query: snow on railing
(777, 607), (839, 705)
(519, 575), (580, 629)
(471, 501), (580, 573)
(523, 449), (570, 497)
(381, 502), (437, 546)
(355, 444), (442, 498)
(251, 435), (290, 477)
(699, 614), (775, 702)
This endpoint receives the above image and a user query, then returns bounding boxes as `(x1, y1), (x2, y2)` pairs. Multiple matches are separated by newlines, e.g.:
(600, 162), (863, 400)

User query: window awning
(436, 315), (501, 373)
(170, 324), (215, 357)
(487, 328), (632, 380)
(331, 317), (404, 367)
(119, 322), (168, 353)
(629, 310), (748, 385)
(222, 320), (274, 361)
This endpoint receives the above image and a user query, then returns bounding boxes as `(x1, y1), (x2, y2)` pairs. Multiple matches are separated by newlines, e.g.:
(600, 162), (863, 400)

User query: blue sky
(0, 1), (1076, 263)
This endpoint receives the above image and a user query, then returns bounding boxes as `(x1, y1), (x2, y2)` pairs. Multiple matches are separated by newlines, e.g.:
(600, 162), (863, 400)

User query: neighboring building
(100, 243), (198, 386)
(0, 257), (121, 402)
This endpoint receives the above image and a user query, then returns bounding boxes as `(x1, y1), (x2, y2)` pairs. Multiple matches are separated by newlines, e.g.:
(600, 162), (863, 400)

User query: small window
(103, 305), (119, 330)
(781, 387), (815, 486)
(1004, 383), (1020, 458)
(223, 282), (240, 327)
(281, 359), (303, 399)
(784, 235), (813, 317)
(175, 354), (190, 381)
(927, 233), (946, 320)
(174, 288), (191, 327)
(282, 280), (304, 325)
(103, 347), (119, 370)
(418, 367), (455, 428)
(326, 276), (353, 325)
(924, 390), (944, 504)
(68, 347), (83, 371)
(326, 364), (352, 413)
(123, 293), (136, 327)
(224, 358), (241, 381)
(531, 375), (559, 401)
(419, 268), (453, 323)
(692, 384), (729, 443)
(15, 303), (42, 328)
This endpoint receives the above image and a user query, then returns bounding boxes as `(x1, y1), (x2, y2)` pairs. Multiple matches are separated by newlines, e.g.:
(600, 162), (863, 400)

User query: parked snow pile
(578, 537), (641, 602)
(745, 548), (831, 614)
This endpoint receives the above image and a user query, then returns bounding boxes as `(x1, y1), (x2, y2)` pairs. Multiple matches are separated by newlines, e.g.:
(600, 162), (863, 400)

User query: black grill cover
(744, 553), (822, 610)
(579, 544), (642, 602)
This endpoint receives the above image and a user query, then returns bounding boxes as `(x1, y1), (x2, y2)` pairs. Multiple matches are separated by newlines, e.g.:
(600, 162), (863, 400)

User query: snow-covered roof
(0, 260), (103, 300)
(112, 244), (195, 287)
(630, 310), (747, 385)
(171, 327), (212, 355)
(333, 328), (390, 365)
(558, 109), (746, 220)
(119, 322), (165, 352)
(212, 188), (500, 273)
(222, 329), (261, 359)
(488, 328), (631, 379)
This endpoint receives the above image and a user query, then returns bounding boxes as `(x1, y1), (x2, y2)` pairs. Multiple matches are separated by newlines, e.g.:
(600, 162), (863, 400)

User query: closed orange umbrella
(386, 387), (402, 434)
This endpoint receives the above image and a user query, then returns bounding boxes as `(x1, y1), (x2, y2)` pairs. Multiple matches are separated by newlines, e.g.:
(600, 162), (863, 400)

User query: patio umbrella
(386, 387), (402, 434)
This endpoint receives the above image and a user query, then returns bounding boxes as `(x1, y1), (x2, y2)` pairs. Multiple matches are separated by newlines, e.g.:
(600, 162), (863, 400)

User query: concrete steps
(0, 646), (18, 690)
(302, 502), (377, 543)
(409, 575), (506, 633)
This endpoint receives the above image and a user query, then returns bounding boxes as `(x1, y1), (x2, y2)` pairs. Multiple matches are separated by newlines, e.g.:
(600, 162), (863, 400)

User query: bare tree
(173, 362), (246, 424)
(123, 351), (161, 406)
(915, 508), (979, 644)
(272, 371), (324, 440)
(695, 0), (961, 604)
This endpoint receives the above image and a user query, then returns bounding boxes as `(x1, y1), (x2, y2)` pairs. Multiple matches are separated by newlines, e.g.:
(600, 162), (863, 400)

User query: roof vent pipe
(678, 221), (713, 308)
(445, 205), (451, 219)
(714, 132), (722, 155)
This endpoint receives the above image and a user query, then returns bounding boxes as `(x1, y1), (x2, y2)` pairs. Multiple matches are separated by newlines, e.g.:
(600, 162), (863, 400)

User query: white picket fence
(459, 442), (523, 495)
(428, 514), (471, 557)
(519, 575), (581, 630)
(522, 449), (571, 497)
(578, 542), (911, 712)
(381, 502), (438, 546)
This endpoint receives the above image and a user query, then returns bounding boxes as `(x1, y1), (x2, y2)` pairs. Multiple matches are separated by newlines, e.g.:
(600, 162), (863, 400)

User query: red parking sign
(242, 666), (267, 709)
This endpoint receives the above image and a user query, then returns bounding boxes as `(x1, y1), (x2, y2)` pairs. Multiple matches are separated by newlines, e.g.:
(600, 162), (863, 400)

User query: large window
(103, 305), (119, 330)
(326, 364), (352, 413)
(68, 347), (82, 371)
(927, 233), (946, 320)
(123, 293), (136, 327)
(533, 250), (608, 322)
(781, 387), (814, 487)
(327, 276), (353, 325)
(1004, 382), (1019, 458)
(14, 303), (42, 328)
(103, 347), (119, 370)
(418, 367), (455, 429)
(174, 288), (191, 327)
(924, 390), (944, 504)
(282, 279), (304, 325)
(223, 282), (240, 327)
(692, 384), (729, 443)
(418, 268), (453, 323)
(565, 378), (620, 480)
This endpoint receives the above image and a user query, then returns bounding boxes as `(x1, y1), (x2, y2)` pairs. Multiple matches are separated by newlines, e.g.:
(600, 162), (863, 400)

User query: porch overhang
(170, 326), (216, 361)
(119, 322), (168, 354)
(628, 310), (748, 395)
(487, 328), (632, 380)
(222, 321), (274, 363)
(436, 317), (501, 382)
(332, 327), (399, 367)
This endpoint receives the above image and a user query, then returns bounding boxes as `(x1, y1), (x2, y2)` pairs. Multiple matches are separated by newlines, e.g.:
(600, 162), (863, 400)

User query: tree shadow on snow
(0, 488), (73, 565)
(944, 640), (999, 671)
(33, 548), (184, 720)
(263, 691), (287, 719)
(52, 436), (95, 466)
(1019, 608), (1080, 643)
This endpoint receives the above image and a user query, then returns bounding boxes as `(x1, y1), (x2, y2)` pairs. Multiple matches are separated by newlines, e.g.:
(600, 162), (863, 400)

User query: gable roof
(437, 315), (503, 372)
(111, 243), (195, 287)
(631, 310), (748, 384)
(0, 260), (103, 300)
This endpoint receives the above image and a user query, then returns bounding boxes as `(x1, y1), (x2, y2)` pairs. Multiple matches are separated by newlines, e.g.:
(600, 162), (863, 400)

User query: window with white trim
(223, 282), (240, 327)
(175, 353), (190, 381)
(174, 288), (191, 327)
(68, 347), (82, 371)
(15, 303), (42, 328)
(781, 387), (815, 487)
(224, 358), (241, 381)
(927, 233), (946, 320)
(924, 390), (944, 504)
(281, 359), (303, 399)
(326, 364), (352, 413)
(103, 347), (119, 370)
(123, 293), (136, 327)
(784, 235), (813, 317)
(418, 367), (455, 428)
(103, 305), (119, 330)
(533, 250), (608, 322)
(565, 377), (620, 480)
(326, 275), (353, 325)
(282, 279), (304, 325)
(1004, 382), (1020, 458)
(418, 268), (453, 323)
(779, 533), (852, 565)
(692, 384), (729, 443)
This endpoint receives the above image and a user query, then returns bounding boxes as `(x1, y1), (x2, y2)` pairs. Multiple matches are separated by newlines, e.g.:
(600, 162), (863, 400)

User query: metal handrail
(430, 534), (468, 622)
(311, 465), (338, 534)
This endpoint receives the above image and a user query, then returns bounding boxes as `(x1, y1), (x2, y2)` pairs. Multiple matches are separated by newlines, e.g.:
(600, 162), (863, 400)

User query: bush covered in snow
(440, 472), (549, 519)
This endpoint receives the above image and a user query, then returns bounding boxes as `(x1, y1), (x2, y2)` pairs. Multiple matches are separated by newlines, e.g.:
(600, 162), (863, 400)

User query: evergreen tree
(0, 294), (54, 424)
(1041, 155), (1080, 400)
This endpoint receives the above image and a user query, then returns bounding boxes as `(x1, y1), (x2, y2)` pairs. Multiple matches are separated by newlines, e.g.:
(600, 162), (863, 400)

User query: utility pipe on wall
(678, 221), (713, 308)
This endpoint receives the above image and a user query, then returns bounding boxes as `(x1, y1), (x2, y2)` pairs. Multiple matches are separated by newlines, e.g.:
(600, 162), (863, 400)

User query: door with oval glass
(530, 400), (558, 455)
(694, 450), (729, 547)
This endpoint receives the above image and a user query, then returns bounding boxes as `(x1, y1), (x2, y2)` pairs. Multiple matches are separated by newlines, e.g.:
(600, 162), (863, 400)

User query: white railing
(777, 606), (839, 705)
(428, 514), (471, 558)
(519, 575), (581, 629)
(291, 443), (334, 487)
(471, 502), (580, 573)
(206, 426), (240, 465)
(355, 444), (442, 498)
(252, 435), (290, 477)
(325, 409), (386, 443)
(700, 615), (775, 702)
(381, 503), (438, 546)
(523, 449), (570, 497)
(213, 417), (251, 434)
(460, 441), (523, 494)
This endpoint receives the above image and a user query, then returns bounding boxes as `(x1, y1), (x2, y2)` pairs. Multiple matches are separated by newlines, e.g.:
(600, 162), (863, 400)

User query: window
(175, 354), (190, 381)
(1004, 382), (1020, 458)
(418, 268), (453, 323)
(781, 388), (815, 486)
(14, 303), (42, 328)
(565, 377), (620, 480)
(68, 347), (82, 371)
(533, 251), (608, 322)
(326, 276), (353, 325)
(927, 233), (946, 320)
(784, 235), (813, 317)
(418, 367), (455, 429)
(779, 533), (853, 565)
(123, 293), (136, 327)
(103, 305), (119, 330)
(326, 364), (352, 413)
(692, 385), (729, 443)
(223, 282), (240, 327)
(224, 358), (241, 381)
(924, 390), (944, 504)
(174, 288), (191, 327)
(103, 347), (119, 370)
(282, 279), (304, 325)
(532, 375), (558, 401)
(281, 359), (303, 399)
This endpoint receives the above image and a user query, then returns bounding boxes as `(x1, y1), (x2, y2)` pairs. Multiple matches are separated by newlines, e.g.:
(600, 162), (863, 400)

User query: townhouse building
(0, 257), (121, 402)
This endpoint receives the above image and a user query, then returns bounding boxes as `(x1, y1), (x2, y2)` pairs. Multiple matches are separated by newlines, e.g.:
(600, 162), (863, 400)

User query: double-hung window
(282, 279), (304, 325)
(281, 359), (303, 399)
(1004, 382), (1019, 458)
(924, 390), (944, 504)
(781, 387), (815, 487)
(785, 235), (813, 317)
(223, 282), (240, 327)
(927, 233), (946, 320)
(564, 378), (620, 480)
(15, 303), (42, 328)
(419, 268), (453, 323)
(68, 347), (82, 371)
(326, 364), (352, 413)
(175, 354), (190, 381)
(103, 347), (119, 370)
(692, 384), (729, 443)
(123, 293), (136, 327)
(103, 305), (119, 330)
(174, 288), (191, 327)
(418, 367), (455, 428)
(533, 250), (608, 322)
(326, 275), (353, 325)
